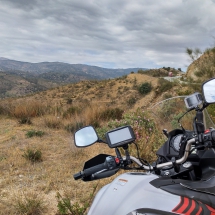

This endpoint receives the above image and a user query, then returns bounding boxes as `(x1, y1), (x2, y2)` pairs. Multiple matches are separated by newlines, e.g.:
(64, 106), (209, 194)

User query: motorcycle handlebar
(129, 138), (195, 170)
(74, 138), (196, 179)
(212, 130), (215, 143)
(73, 162), (108, 180)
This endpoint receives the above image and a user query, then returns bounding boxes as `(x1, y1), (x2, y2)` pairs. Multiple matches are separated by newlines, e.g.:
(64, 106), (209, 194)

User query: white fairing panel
(87, 173), (180, 215)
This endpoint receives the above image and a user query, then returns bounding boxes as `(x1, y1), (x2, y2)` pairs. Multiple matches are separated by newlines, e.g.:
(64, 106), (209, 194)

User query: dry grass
(0, 73), (165, 214)
(0, 115), (115, 214)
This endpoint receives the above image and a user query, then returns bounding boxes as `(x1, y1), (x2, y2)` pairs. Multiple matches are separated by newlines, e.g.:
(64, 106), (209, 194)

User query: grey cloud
(0, 0), (215, 70)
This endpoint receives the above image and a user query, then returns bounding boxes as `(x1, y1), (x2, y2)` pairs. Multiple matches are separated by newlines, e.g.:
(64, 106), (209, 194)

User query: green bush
(26, 130), (45, 138)
(63, 106), (81, 118)
(18, 117), (32, 125)
(127, 97), (136, 106)
(65, 121), (85, 133)
(66, 98), (73, 104)
(162, 93), (173, 100)
(23, 149), (42, 163)
(96, 108), (164, 162)
(56, 184), (98, 215)
(0, 154), (6, 162)
(44, 116), (62, 129)
(158, 78), (175, 94)
(177, 89), (193, 96)
(0, 105), (7, 115)
(138, 82), (152, 95)
(207, 104), (215, 123)
(99, 108), (124, 121)
(137, 69), (145, 74)
(190, 83), (201, 92)
(15, 192), (46, 215)
(56, 193), (87, 215)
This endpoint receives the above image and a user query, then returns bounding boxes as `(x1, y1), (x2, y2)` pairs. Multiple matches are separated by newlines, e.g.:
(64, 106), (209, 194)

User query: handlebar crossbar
(129, 138), (195, 170)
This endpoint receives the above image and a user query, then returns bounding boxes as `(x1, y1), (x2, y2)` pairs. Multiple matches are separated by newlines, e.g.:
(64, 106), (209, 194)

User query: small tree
(186, 47), (202, 61)
(138, 82), (152, 95)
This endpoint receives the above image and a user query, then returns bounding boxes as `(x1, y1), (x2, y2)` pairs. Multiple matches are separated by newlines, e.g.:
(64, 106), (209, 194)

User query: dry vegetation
(0, 72), (200, 214)
(0, 114), (116, 214)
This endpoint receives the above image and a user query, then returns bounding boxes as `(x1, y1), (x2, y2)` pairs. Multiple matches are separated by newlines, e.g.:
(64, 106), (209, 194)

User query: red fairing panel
(172, 197), (215, 215)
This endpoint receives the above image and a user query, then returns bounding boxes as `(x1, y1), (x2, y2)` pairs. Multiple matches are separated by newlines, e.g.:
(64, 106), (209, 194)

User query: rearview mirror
(74, 126), (98, 147)
(202, 78), (215, 104)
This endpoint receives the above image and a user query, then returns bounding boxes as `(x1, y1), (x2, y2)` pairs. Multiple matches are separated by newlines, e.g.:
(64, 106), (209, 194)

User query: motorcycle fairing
(181, 176), (215, 196)
(127, 208), (180, 214)
(172, 196), (215, 215)
(160, 183), (215, 208)
(151, 176), (215, 208)
(87, 173), (181, 215)
(126, 195), (215, 215)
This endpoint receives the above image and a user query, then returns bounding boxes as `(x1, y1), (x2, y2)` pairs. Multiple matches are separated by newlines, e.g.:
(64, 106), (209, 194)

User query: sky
(1, 0), (215, 71)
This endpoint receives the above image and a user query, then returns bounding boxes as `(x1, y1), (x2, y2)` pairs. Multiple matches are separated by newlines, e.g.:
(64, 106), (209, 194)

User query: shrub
(99, 108), (124, 121)
(26, 130), (45, 138)
(177, 89), (193, 96)
(190, 83), (201, 92)
(127, 97), (136, 106)
(187, 47), (215, 80)
(157, 78), (175, 94)
(0, 154), (6, 162)
(44, 116), (62, 129)
(137, 69), (145, 74)
(96, 108), (164, 162)
(23, 149), (42, 163)
(207, 104), (215, 123)
(12, 101), (46, 118)
(63, 106), (81, 118)
(138, 82), (152, 95)
(56, 184), (98, 215)
(18, 117), (32, 125)
(65, 121), (85, 133)
(0, 104), (7, 115)
(66, 98), (73, 104)
(56, 194), (86, 215)
(14, 192), (46, 215)
(162, 93), (173, 100)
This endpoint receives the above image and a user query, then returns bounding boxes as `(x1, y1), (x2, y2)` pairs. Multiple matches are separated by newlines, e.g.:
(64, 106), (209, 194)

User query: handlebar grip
(73, 171), (84, 180)
(83, 163), (108, 177)
(73, 162), (108, 180)
(212, 130), (215, 143)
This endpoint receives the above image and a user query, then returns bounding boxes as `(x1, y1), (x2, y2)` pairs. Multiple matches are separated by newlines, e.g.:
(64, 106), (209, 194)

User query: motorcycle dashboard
(105, 126), (136, 148)
(171, 134), (183, 152)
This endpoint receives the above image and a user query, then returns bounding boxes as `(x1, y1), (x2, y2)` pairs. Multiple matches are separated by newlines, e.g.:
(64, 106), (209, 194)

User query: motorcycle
(73, 78), (215, 215)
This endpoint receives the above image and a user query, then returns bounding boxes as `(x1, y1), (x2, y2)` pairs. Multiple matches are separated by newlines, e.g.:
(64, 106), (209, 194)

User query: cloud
(0, 0), (215, 70)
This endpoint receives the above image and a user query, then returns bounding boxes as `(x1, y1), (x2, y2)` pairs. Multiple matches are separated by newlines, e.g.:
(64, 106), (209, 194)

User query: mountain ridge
(0, 57), (146, 75)
(0, 57), (147, 98)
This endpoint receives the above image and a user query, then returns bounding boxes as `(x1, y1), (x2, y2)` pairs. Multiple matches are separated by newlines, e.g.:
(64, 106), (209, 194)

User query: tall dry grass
(0, 75), (161, 214)
(0, 99), (47, 118)
(0, 115), (115, 214)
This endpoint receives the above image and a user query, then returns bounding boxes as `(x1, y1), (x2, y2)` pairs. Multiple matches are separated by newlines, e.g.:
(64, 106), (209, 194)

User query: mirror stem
(98, 139), (107, 144)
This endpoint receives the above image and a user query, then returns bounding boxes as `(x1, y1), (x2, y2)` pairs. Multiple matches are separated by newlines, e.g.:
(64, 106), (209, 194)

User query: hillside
(0, 71), (59, 98)
(2, 73), (175, 112)
(0, 71), (201, 214)
(186, 48), (215, 81)
(0, 58), (147, 98)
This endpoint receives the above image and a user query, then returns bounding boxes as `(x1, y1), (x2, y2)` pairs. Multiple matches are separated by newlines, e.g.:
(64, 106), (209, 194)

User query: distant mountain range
(0, 57), (147, 98)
